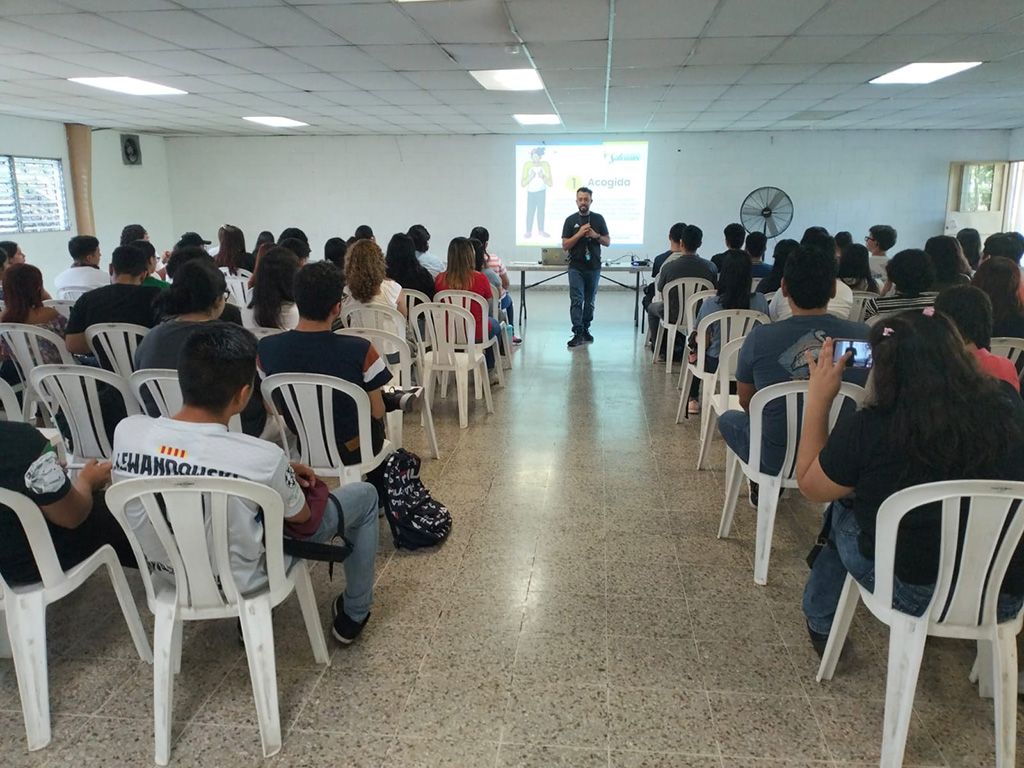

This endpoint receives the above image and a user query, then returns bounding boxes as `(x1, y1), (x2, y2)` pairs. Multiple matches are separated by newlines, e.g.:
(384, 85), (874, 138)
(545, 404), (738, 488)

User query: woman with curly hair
(249, 246), (300, 330)
(343, 239), (406, 317)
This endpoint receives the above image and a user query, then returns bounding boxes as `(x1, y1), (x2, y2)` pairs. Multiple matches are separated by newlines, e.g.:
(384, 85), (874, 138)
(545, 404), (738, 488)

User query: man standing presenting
(562, 187), (610, 348)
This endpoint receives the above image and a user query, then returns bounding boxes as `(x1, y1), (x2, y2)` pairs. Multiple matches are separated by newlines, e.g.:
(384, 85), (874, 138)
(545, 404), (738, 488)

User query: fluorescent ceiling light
(470, 69), (543, 91)
(243, 116), (309, 128)
(68, 77), (187, 96)
(513, 114), (561, 126)
(870, 61), (981, 84)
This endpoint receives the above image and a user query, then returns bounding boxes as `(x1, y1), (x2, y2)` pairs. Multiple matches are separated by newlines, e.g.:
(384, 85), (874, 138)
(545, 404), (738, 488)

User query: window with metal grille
(0, 156), (70, 234)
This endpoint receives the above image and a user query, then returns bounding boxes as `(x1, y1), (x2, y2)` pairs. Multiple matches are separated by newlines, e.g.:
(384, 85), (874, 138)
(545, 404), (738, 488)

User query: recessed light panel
(470, 69), (544, 91)
(513, 114), (561, 126)
(243, 116), (309, 128)
(68, 77), (187, 96)
(870, 62), (981, 85)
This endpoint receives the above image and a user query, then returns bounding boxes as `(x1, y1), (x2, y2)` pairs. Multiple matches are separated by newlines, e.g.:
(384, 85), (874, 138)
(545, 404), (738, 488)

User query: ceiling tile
(614, 0), (719, 39)
(528, 41), (609, 69)
(688, 37), (785, 65)
(363, 44), (462, 71)
(399, 0), (516, 44)
(506, 0), (609, 43)
(610, 39), (697, 68)
(895, 0), (1024, 34)
(201, 47), (315, 74)
(337, 71), (416, 91)
(198, 7), (345, 47)
(50, 52), (181, 78)
(0, 19), (103, 53)
(103, 10), (262, 48)
(267, 72), (355, 92)
(123, 50), (248, 75)
(674, 65), (750, 85)
(799, 0), (938, 35)
(2, 0), (82, 12)
(610, 67), (679, 87)
(4, 54), (108, 79)
(722, 83), (792, 100)
(538, 69), (607, 89)
(300, 4), (430, 45)
(738, 64), (822, 84)
(704, 0), (830, 37)
(764, 35), (874, 64)
(402, 70), (479, 90)
(282, 46), (389, 73)
(841, 33), (962, 63)
(13, 12), (182, 52)
(803, 63), (890, 84)
(204, 73), (296, 92)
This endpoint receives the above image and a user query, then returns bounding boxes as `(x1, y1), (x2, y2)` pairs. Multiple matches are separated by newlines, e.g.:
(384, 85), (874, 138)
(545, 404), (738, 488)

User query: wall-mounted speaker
(120, 134), (142, 166)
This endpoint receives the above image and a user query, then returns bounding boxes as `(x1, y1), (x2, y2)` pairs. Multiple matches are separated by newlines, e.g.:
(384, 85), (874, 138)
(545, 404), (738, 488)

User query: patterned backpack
(382, 448), (452, 549)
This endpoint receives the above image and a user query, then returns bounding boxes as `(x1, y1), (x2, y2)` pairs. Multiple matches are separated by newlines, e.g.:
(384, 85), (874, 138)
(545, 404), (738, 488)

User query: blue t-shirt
(751, 262), (773, 279)
(736, 314), (870, 470)
(695, 293), (770, 359)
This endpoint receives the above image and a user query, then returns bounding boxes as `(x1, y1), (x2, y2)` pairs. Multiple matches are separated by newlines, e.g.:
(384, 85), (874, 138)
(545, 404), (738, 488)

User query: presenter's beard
(578, 204), (589, 214)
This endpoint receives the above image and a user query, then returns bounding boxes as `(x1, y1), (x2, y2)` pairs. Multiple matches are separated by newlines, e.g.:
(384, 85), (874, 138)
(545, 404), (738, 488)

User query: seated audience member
(324, 237), (347, 271)
(755, 238), (798, 295)
(957, 227), (982, 271)
(686, 250), (769, 415)
(354, 225), (375, 243)
(718, 245), (869, 504)
(116, 322), (379, 643)
(648, 224), (718, 352)
(408, 224), (446, 278)
(54, 235), (108, 299)
(344, 240), (407, 319)
(215, 224), (254, 275)
(0, 420), (135, 585)
(769, 231), (853, 322)
(278, 237), (311, 266)
(925, 235), (971, 293)
(796, 314), (1024, 654)
(65, 245), (162, 358)
(385, 233), (434, 300)
(471, 238), (502, 299)
(278, 227), (308, 246)
(258, 262), (418, 498)
(865, 223), (897, 285)
(983, 232), (1024, 264)
(745, 232), (771, 278)
(164, 246), (242, 326)
(837, 243), (879, 294)
(972, 257), (1024, 338)
(864, 249), (936, 320)
(470, 226), (519, 336)
(0, 264), (68, 363)
(119, 224), (148, 246)
(711, 223), (746, 271)
(0, 241), (26, 270)
(131, 240), (169, 289)
(935, 286), (1020, 392)
(250, 247), (301, 330)
(435, 237), (502, 375)
(175, 231), (210, 251)
(833, 231), (853, 255)
(0, 246), (9, 302)
(643, 222), (688, 315)
(255, 230), (275, 254)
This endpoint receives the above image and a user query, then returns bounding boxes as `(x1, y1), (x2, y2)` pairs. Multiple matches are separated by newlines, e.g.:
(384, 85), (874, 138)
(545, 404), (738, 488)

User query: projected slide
(515, 141), (649, 248)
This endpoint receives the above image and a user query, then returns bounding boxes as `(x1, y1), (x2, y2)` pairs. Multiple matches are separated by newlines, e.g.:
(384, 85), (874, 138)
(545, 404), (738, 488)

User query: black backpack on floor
(382, 448), (452, 550)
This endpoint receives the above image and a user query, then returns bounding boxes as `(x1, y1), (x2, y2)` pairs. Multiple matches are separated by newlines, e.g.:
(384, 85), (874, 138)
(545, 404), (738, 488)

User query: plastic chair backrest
(0, 489), (67, 591)
(0, 323), (76, 378)
(341, 305), (405, 338)
(42, 300), (75, 321)
(435, 290), (488, 344)
(991, 337), (1024, 381)
(56, 288), (87, 302)
(260, 372), (380, 473)
(129, 368), (244, 433)
(220, 267), (252, 280)
(224, 277), (250, 308)
(848, 291), (876, 322)
(662, 278), (714, 326)
(683, 289), (716, 341)
(30, 364), (142, 462)
(104, 476), (288, 612)
(693, 309), (770, 375)
(0, 378), (21, 421)
(872, 480), (1024, 628)
(336, 328), (412, 388)
(85, 323), (150, 377)
(404, 289), (431, 317)
(707, 337), (746, 409)
(410, 302), (478, 367)
(747, 380), (866, 480)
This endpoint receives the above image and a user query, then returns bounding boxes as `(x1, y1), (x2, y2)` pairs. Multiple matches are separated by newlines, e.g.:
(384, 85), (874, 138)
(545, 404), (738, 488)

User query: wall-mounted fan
(740, 186), (793, 237)
(120, 134), (142, 166)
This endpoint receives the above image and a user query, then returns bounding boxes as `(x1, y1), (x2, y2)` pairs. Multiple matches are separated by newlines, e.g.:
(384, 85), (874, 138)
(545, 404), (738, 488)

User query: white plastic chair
(219, 267), (252, 280)
(676, 309), (769, 426)
(129, 368), (244, 434)
(261, 372), (393, 485)
(490, 284), (513, 370)
(84, 323), (149, 378)
(224, 276), (251, 308)
(0, 377), (21, 421)
(104, 476), (329, 765)
(695, 337), (745, 471)
(848, 291), (876, 322)
(435, 289), (505, 390)
(990, 337), (1024, 382)
(410, 302), (493, 429)
(674, 289), (716, 390)
(0, 323), (76, 422)
(41, 300), (75, 321)
(30, 365), (141, 468)
(0, 488), (152, 752)
(53, 289), (87, 302)
(403, 289), (432, 318)
(652, 278), (714, 372)
(816, 480), (1024, 768)
(337, 328), (439, 459)
(341, 305), (406, 338)
(719, 380), (867, 585)
(249, 326), (284, 340)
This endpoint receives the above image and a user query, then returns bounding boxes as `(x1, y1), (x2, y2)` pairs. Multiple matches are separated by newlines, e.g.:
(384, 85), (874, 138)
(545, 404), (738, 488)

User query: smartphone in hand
(833, 338), (872, 369)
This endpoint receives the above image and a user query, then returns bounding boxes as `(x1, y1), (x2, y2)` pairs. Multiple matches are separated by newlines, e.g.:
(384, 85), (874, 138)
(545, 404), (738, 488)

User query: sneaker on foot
(567, 333), (584, 348)
(386, 385), (423, 413)
(807, 622), (829, 658)
(511, 335), (523, 347)
(488, 369), (500, 386)
(582, 330), (594, 343)
(687, 398), (700, 416)
(332, 596), (369, 644)
(748, 480), (759, 509)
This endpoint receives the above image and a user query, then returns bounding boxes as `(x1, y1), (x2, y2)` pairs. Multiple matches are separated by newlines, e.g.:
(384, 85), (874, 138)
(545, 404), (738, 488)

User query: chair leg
(455, 367), (469, 429)
(104, 558), (153, 664)
(439, 370), (450, 399)
(422, 364), (436, 418)
(879, 615), (928, 768)
(718, 452), (743, 539)
(753, 474), (782, 585)
(664, 331), (675, 375)
(652, 326), (664, 364)
(992, 627), (1018, 768)
(975, 639), (994, 698)
(385, 410), (403, 449)
(237, 598), (282, 759)
(480, 362), (494, 413)
(675, 366), (694, 424)
(152, 605), (178, 766)
(696, 405), (716, 470)
(0, 613), (11, 659)
(816, 575), (860, 682)
(293, 563), (330, 666)
(7, 592), (50, 751)
(421, 396), (440, 459)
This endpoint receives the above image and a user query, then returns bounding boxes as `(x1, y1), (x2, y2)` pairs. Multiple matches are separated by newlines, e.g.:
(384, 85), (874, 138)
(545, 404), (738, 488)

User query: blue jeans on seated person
(716, 410), (786, 475)
(483, 317), (502, 370)
(300, 482), (379, 623)
(802, 500), (1024, 635)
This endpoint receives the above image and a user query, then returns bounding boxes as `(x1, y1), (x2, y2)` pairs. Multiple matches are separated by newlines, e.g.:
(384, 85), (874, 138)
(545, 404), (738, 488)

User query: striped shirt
(864, 292), (938, 320)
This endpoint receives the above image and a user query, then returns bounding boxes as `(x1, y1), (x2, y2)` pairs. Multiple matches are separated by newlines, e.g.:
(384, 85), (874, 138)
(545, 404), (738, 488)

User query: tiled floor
(0, 291), (1017, 767)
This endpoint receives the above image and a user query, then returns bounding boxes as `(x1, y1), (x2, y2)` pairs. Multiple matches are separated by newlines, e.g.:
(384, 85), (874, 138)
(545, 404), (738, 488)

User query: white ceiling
(0, 0), (1021, 136)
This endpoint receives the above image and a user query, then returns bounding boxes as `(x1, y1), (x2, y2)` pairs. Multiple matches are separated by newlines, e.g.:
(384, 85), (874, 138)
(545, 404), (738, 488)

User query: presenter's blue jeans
(568, 266), (600, 335)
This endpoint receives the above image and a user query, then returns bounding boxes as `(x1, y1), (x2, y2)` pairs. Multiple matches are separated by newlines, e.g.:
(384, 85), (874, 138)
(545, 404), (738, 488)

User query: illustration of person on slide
(521, 147), (552, 238)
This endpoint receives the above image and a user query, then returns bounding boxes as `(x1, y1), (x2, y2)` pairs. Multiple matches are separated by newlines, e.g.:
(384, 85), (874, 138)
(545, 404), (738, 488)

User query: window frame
(0, 154), (71, 235)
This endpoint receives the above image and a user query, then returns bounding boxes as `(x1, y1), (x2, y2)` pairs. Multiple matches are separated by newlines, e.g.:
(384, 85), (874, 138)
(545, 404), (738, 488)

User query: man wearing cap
(176, 232), (211, 250)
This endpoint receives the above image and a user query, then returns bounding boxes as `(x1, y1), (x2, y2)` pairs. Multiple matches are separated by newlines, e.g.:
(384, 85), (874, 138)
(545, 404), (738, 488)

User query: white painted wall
(0, 114), (77, 288)
(91, 129), (175, 260)
(165, 129), (1012, 290)
(1010, 128), (1024, 160)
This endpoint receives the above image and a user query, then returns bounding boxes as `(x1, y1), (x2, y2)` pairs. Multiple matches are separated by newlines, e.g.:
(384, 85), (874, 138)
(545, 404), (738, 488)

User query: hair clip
(922, 307), (935, 316)
(882, 327), (894, 337)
